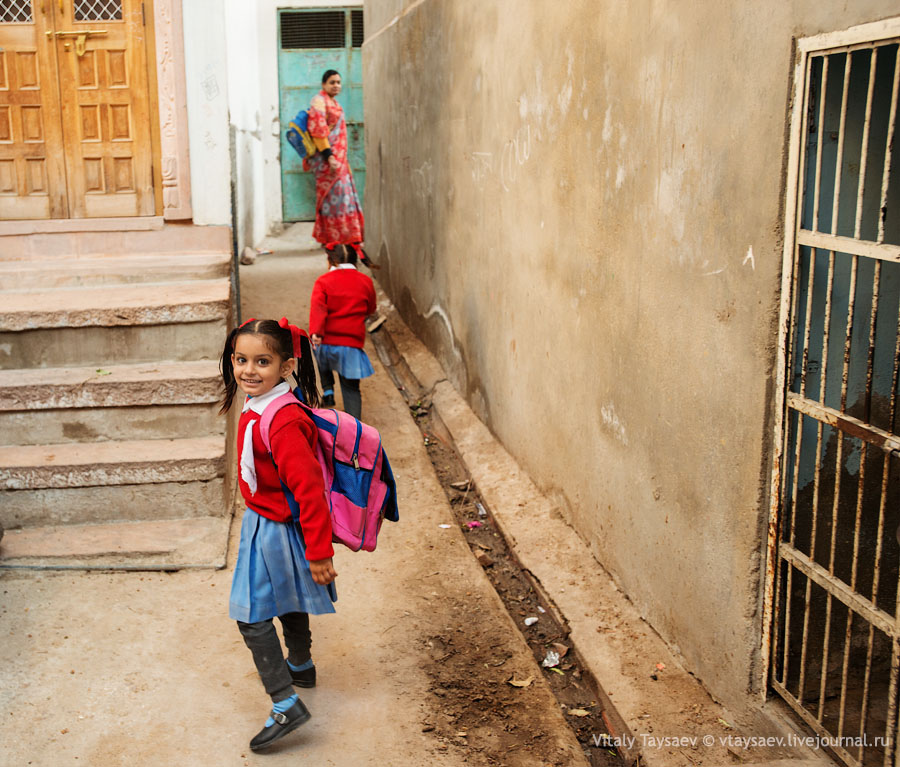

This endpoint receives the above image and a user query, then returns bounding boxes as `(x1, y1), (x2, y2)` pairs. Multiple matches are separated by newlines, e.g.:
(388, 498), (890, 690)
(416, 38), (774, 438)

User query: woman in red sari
(303, 70), (364, 246)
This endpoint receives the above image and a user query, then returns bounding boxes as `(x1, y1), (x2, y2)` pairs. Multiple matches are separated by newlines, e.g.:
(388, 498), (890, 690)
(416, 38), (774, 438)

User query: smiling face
(323, 73), (342, 98)
(231, 334), (294, 397)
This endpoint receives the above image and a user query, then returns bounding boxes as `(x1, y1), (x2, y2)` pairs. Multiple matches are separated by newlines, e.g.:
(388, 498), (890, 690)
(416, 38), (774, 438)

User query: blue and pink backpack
(259, 389), (398, 552)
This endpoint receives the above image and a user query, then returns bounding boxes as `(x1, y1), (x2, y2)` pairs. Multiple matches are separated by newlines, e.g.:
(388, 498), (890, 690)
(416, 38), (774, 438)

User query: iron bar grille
(772, 39), (900, 767)
(280, 10), (345, 50)
(74, 0), (122, 21)
(351, 9), (363, 48)
(0, 1), (33, 23)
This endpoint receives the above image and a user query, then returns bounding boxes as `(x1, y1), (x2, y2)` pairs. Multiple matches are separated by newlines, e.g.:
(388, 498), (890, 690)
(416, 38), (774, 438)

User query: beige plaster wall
(362, 0), (900, 708)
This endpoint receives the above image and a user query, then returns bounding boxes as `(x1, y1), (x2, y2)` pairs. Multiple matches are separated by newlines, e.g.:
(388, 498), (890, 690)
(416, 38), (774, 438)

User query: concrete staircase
(0, 227), (236, 569)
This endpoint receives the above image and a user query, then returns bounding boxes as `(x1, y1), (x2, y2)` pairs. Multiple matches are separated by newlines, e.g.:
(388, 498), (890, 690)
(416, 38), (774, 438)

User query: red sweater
(237, 404), (334, 561)
(309, 267), (376, 348)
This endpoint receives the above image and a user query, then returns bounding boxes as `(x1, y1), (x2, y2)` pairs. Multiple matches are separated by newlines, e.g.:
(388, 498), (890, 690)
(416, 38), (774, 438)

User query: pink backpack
(258, 390), (398, 552)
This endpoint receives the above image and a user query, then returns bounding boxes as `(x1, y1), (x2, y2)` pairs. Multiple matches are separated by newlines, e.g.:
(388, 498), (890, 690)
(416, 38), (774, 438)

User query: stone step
(0, 516), (231, 570)
(0, 252), (231, 290)
(0, 278), (231, 332)
(1, 478), (227, 528)
(0, 436), (225, 490)
(0, 223), (232, 260)
(0, 360), (221, 410)
(0, 319), (226, 370)
(1, 403), (224, 446)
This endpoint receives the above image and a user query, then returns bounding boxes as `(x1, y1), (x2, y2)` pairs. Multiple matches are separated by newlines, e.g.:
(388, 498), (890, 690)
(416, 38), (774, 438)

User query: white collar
(329, 263), (357, 271)
(241, 381), (291, 414)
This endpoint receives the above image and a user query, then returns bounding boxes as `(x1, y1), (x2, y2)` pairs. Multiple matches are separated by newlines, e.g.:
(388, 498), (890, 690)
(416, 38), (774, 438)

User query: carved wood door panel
(0, 0), (155, 219)
(0, 1), (68, 218)
(55, 0), (154, 217)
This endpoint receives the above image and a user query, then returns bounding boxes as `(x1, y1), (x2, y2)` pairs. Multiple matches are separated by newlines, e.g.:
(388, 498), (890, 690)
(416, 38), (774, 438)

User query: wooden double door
(0, 0), (156, 219)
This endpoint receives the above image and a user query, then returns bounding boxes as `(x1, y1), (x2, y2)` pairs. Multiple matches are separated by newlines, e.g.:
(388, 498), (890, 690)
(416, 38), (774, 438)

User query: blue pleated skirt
(315, 344), (375, 380)
(229, 507), (337, 623)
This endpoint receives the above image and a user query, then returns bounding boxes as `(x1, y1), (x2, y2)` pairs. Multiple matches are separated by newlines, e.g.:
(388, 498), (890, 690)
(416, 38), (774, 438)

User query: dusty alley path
(0, 236), (587, 767)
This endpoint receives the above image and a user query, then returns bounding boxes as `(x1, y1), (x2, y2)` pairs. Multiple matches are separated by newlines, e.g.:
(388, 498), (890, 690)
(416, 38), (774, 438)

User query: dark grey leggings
(237, 612), (311, 703)
(319, 369), (361, 420)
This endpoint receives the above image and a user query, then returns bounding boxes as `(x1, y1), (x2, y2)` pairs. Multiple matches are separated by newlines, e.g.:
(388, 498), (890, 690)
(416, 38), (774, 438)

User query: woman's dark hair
(322, 69), (340, 84)
(219, 319), (320, 414)
(325, 243), (357, 266)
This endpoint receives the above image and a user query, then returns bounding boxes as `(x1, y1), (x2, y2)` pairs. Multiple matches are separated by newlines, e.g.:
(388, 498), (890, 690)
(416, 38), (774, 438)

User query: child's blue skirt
(315, 344), (374, 380)
(229, 507), (337, 624)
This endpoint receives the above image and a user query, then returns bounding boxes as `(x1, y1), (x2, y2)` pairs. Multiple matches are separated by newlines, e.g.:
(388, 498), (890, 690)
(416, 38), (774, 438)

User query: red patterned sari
(303, 91), (364, 245)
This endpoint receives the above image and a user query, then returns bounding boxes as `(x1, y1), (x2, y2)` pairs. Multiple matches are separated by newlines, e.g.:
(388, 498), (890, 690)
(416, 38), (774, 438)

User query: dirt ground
(0, 235), (598, 766)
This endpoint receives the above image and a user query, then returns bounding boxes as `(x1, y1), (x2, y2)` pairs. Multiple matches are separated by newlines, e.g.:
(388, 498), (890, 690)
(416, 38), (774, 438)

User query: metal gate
(766, 19), (900, 767)
(278, 7), (365, 222)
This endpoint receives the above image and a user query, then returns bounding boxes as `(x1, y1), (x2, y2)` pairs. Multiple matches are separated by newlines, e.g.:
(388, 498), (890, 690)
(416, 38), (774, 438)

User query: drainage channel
(372, 330), (629, 767)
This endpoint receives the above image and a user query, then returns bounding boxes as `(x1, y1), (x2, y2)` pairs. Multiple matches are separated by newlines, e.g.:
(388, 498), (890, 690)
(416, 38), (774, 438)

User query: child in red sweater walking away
(309, 243), (377, 419)
(219, 317), (337, 752)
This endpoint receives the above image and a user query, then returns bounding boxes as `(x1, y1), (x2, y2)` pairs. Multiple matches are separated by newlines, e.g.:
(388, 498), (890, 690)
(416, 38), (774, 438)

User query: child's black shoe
(290, 663), (316, 688)
(249, 699), (311, 751)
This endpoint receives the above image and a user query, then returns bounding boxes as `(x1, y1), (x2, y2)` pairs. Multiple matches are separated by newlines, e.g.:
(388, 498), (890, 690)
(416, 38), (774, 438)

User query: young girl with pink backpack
(219, 317), (336, 752)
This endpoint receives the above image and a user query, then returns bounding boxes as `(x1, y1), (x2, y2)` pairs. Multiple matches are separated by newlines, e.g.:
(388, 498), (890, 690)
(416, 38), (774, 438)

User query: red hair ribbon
(323, 241), (340, 251)
(239, 317), (256, 328)
(278, 317), (309, 358)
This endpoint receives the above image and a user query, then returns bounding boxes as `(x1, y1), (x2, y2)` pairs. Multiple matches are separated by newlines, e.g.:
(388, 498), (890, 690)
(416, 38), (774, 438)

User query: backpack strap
(258, 391), (302, 453)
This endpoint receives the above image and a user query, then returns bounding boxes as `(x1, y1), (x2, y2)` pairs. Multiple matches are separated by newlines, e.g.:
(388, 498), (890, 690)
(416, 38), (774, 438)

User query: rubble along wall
(362, 0), (898, 708)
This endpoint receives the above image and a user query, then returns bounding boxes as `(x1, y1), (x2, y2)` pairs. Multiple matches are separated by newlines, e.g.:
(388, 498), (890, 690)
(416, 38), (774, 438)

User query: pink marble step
(0, 360), (221, 410)
(0, 436), (225, 489)
(0, 516), (231, 570)
(0, 279), (230, 331)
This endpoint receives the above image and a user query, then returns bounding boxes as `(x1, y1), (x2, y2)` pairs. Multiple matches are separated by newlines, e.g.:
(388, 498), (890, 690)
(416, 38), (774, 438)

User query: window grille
(767, 19), (900, 767)
(0, 1), (33, 23)
(351, 9), (363, 48)
(280, 10), (345, 50)
(74, 0), (122, 21)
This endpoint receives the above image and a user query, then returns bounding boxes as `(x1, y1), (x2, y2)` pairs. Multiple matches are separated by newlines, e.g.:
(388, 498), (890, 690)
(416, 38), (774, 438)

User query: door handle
(54, 30), (107, 57)
(54, 30), (108, 37)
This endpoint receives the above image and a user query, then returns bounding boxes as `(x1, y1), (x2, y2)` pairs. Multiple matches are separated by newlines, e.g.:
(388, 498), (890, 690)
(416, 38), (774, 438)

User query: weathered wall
(363, 0), (899, 709)
(182, 0), (231, 226)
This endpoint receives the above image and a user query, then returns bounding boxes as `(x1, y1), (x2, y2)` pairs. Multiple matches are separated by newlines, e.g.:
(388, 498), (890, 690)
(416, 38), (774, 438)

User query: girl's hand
(311, 333), (323, 348)
(328, 156), (340, 172)
(309, 557), (337, 585)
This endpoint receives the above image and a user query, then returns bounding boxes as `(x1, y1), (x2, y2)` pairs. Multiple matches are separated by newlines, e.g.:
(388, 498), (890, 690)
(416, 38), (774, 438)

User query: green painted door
(278, 8), (365, 222)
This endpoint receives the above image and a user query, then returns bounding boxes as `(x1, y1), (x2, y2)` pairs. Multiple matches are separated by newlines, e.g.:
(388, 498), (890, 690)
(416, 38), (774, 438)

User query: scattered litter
(550, 667), (565, 675)
(537, 605), (546, 613)
(255, 247), (273, 255)
(551, 642), (570, 659)
(366, 315), (386, 333)
(656, 662), (666, 671)
(455, 731), (468, 737)
(541, 650), (561, 668)
(717, 717), (733, 729)
(523, 616), (538, 626)
(421, 724), (435, 733)
(465, 521), (483, 529)
(475, 501), (487, 517)
(507, 675), (534, 688)
(450, 480), (471, 491)
(476, 552), (495, 568)
(95, 369), (112, 376)
(650, 673), (658, 681)
(438, 524), (452, 529)
(424, 435), (432, 446)
(567, 708), (591, 717)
